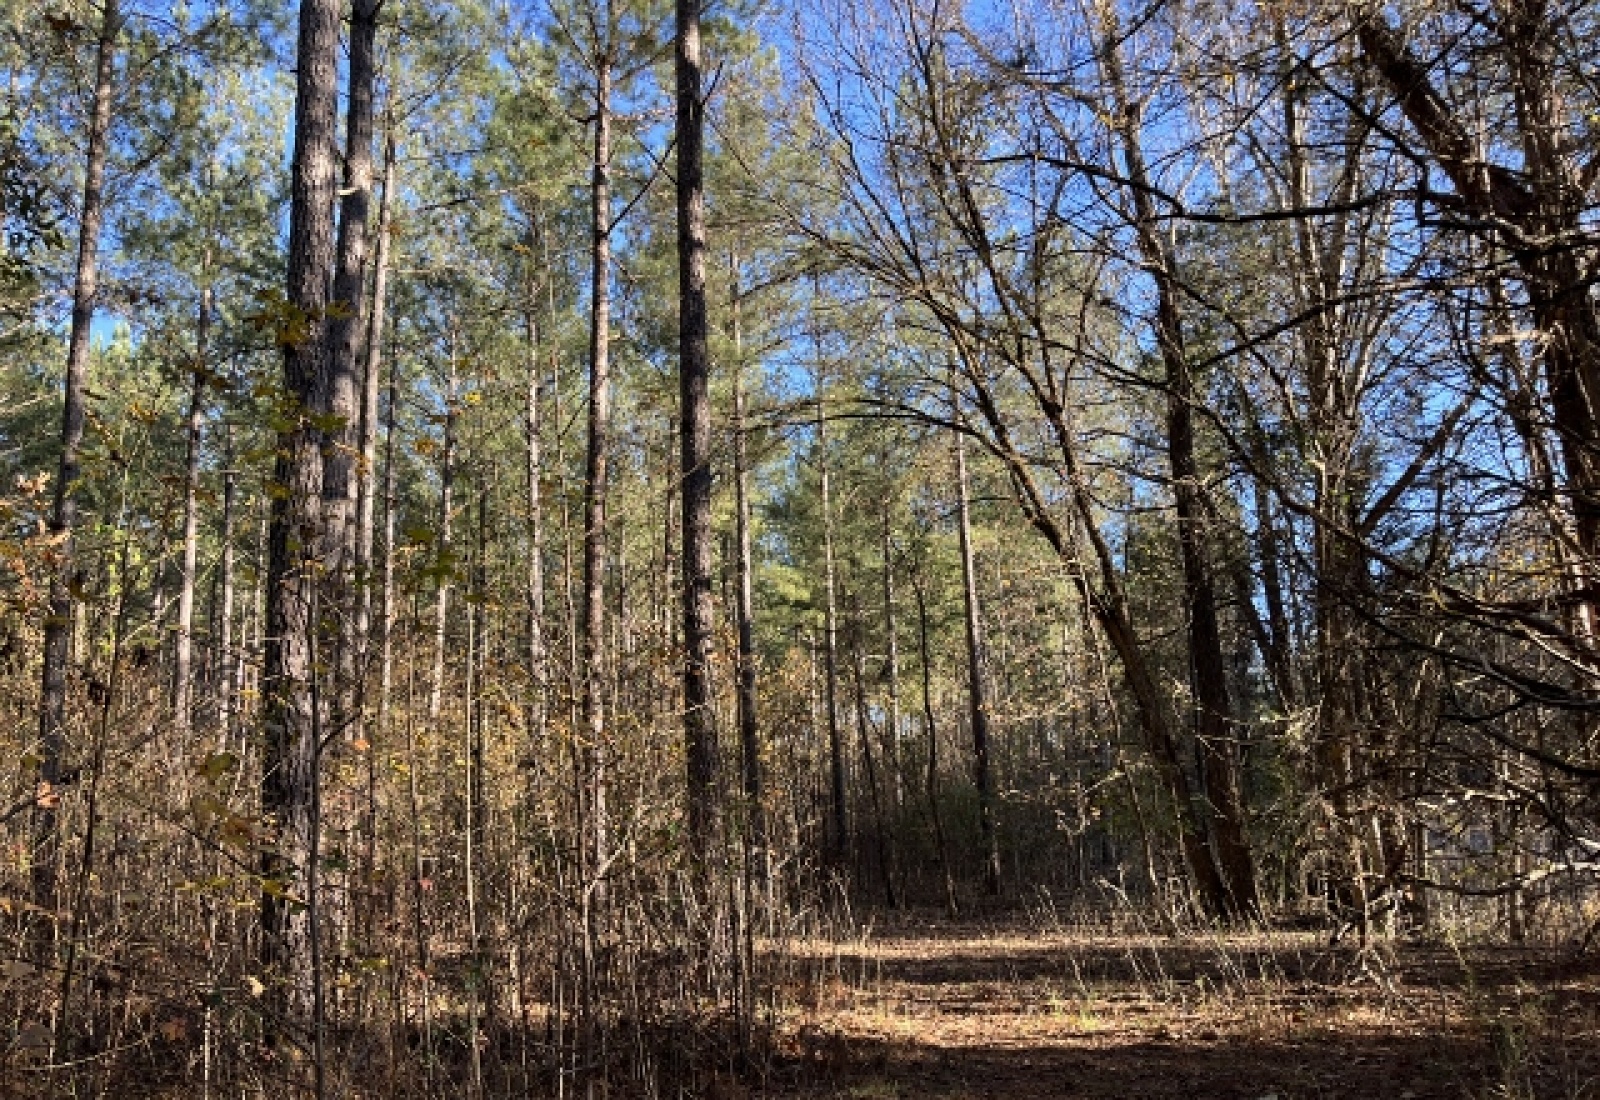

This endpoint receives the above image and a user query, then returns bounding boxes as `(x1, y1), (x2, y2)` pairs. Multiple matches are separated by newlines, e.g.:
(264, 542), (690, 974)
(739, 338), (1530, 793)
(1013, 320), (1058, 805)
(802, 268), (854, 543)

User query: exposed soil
(752, 919), (1600, 1100)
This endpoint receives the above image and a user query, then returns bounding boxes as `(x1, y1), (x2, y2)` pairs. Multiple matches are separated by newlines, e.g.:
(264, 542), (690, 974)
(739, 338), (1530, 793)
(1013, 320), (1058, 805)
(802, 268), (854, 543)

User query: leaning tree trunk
(1355, 7), (1600, 591)
(954, 332), (1232, 917)
(1102, 13), (1256, 917)
(33, 0), (119, 935)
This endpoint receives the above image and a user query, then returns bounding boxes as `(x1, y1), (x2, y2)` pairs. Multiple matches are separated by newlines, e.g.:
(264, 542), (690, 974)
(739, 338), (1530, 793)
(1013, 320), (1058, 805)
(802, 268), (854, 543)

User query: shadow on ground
(762, 928), (1600, 1099)
(769, 1028), (1510, 1099)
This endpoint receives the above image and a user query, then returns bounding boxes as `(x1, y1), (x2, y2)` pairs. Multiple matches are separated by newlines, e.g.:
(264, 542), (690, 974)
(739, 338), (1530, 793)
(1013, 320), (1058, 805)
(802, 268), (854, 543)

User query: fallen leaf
(14, 1021), (51, 1053)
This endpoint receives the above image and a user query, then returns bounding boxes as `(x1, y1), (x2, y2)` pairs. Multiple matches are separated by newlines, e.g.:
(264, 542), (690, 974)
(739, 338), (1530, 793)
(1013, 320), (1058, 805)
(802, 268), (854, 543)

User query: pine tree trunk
(913, 570), (958, 915)
(33, 0), (119, 932)
(954, 427), (1001, 897)
(578, 41), (615, 1062)
(817, 384), (848, 865)
(428, 349), (458, 723)
(326, 0), (379, 761)
(523, 248), (548, 753)
(850, 600), (897, 908)
(730, 253), (762, 845)
(678, 0), (720, 859)
(881, 499), (902, 814)
(581, 52), (613, 875)
(465, 485), (491, 1090)
(262, 0), (340, 1062)
(217, 425), (236, 747)
(352, 120), (394, 964)
(174, 273), (211, 736)
(354, 120), (396, 738)
(378, 346), (399, 754)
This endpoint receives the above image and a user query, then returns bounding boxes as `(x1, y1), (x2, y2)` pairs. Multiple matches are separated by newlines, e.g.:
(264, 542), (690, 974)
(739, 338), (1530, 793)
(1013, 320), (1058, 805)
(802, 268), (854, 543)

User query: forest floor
(754, 915), (1600, 1100)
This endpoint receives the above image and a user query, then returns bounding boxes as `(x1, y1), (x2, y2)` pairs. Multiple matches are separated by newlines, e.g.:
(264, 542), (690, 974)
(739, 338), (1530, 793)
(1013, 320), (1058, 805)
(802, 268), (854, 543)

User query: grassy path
(753, 919), (1600, 1099)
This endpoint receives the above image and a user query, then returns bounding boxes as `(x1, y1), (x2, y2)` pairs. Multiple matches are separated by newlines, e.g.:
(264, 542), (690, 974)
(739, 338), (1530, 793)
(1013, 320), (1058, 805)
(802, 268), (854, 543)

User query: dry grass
(753, 916), (1600, 1099)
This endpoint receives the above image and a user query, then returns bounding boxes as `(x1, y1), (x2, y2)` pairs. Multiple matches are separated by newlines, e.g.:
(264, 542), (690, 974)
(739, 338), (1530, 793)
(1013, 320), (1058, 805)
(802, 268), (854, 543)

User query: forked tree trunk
(327, 0), (381, 742)
(1356, 7), (1600, 586)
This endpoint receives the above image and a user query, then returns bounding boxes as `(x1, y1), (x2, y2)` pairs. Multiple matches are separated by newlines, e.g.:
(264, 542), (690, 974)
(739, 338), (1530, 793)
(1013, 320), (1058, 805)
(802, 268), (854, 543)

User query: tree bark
(881, 497), (903, 814)
(573, 37), (616, 1065)
(354, 118), (396, 742)
(523, 229), (548, 754)
(581, 44), (613, 917)
(954, 426), (1001, 897)
(850, 598), (897, 907)
(217, 424), (236, 747)
(730, 253), (762, 843)
(378, 335), (399, 759)
(33, 0), (119, 931)
(912, 570), (958, 915)
(174, 270), (212, 736)
(262, 0), (340, 1055)
(1101, 12), (1257, 917)
(428, 348), (457, 724)
(677, 0), (720, 857)
(817, 381), (848, 865)
(353, 119), (394, 966)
